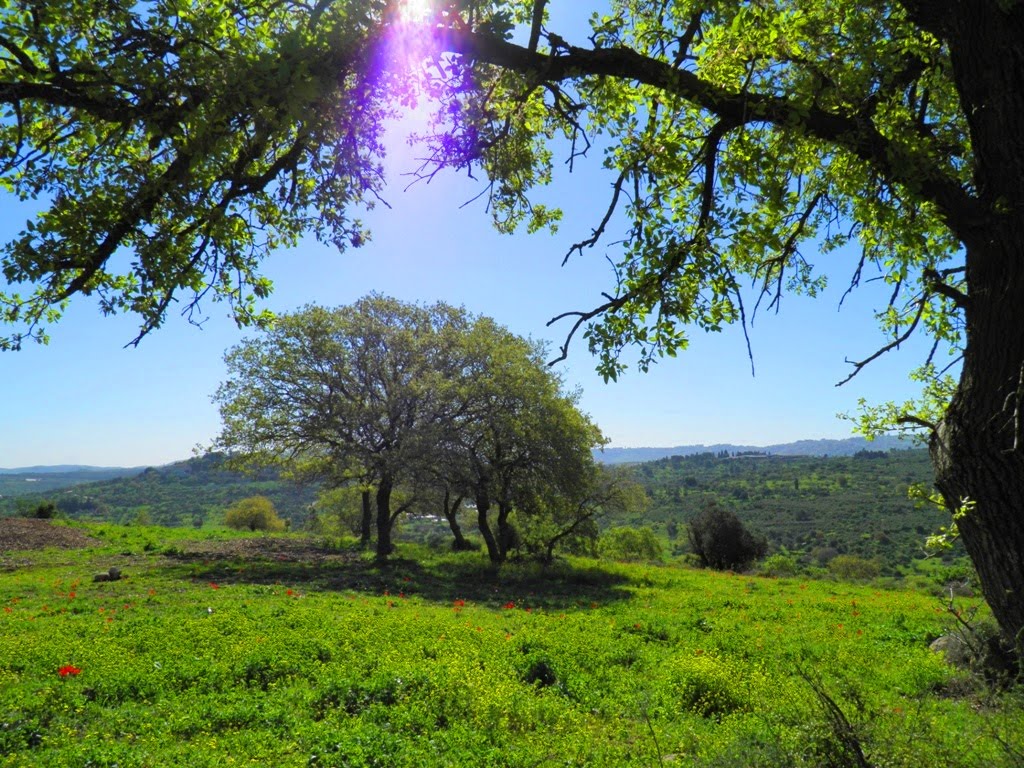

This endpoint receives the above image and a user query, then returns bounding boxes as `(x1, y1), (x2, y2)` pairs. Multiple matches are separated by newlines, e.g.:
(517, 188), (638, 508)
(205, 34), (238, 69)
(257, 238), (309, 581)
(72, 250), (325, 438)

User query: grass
(1, 521), (1022, 767)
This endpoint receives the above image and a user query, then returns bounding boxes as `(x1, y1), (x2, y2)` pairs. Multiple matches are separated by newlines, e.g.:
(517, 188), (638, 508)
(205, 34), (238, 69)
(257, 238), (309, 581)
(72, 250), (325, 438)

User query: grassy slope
(1, 523), (1021, 767)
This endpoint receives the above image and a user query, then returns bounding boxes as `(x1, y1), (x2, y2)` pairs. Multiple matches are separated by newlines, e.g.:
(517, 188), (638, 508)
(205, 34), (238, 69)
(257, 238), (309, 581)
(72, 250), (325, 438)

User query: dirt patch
(0, 517), (102, 554)
(168, 535), (361, 565)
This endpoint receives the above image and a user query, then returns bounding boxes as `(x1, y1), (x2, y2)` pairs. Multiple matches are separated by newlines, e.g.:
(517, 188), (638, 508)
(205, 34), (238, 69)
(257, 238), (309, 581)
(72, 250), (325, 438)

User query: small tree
(224, 496), (286, 532)
(688, 502), (767, 571)
(599, 527), (664, 564)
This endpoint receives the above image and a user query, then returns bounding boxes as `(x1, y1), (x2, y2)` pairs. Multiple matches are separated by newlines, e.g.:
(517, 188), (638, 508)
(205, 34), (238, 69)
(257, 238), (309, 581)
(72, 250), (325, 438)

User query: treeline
(619, 448), (949, 569)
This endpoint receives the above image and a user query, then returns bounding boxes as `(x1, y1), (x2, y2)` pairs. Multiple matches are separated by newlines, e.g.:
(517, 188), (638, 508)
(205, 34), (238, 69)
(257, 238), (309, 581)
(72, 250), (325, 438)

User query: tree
(519, 463), (649, 564)
(688, 501), (767, 571)
(599, 526), (664, 564)
(224, 495), (286, 532)
(214, 295), (465, 558)
(437, 317), (607, 562)
(4, 1), (1024, 649)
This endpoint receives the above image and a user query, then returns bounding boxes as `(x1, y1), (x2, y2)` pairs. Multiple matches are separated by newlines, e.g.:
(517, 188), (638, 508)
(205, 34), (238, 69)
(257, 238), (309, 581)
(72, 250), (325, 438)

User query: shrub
(688, 502), (767, 571)
(759, 552), (800, 577)
(598, 526), (663, 563)
(224, 496), (286, 532)
(827, 554), (881, 581)
(30, 501), (58, 520)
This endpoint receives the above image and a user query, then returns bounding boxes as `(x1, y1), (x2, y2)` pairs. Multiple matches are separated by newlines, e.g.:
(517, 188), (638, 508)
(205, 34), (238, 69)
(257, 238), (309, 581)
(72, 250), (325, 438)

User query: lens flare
(396, 0), (432, 23)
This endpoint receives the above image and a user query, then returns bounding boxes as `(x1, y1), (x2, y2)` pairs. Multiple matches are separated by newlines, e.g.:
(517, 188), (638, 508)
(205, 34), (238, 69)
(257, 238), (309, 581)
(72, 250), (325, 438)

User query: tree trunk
(375, 475), (394, 560)
(935, 4), (1024, 655)
(443, 489), (473, 551)
(497, 500), (516, 560)
(360, 489), (373, 549)
(474, 485), (501, 563)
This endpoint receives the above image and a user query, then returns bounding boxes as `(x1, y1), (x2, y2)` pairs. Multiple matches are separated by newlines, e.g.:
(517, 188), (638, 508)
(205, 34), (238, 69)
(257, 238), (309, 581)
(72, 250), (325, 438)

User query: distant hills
(596, 435), (916, 464)
(0, 453), (315, 526)
(0, 465), (144, 475)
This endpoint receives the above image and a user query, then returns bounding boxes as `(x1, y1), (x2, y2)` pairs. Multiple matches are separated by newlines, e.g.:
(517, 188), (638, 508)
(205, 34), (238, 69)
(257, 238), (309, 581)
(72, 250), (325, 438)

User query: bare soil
(0, 517), (101, 553)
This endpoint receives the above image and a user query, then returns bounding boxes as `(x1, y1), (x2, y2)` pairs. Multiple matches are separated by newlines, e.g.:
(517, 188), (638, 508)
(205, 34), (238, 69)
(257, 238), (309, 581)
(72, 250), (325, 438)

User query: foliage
(598, 526), (663, 564)
(224, 495), (286, 532)
(23, 501), (58, 520)
(0, 0), (398, 349)
(214, 296), (605, 561)
(828, 555), (883, 582)
(688, 501), (768, 571)
(759, 552), (801, 578)
(627, 449), (941, 569)
(0, 522), (1021, 766)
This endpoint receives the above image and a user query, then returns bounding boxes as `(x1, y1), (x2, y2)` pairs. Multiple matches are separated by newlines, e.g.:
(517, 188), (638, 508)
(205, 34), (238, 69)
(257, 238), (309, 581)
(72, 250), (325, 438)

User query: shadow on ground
(160, 535), (636, 610)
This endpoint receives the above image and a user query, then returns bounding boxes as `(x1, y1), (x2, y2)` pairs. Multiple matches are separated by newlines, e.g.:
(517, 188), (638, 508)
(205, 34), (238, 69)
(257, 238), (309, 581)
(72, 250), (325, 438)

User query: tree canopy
(4, 0), (1024, 650)
(213, 295), (606, 560)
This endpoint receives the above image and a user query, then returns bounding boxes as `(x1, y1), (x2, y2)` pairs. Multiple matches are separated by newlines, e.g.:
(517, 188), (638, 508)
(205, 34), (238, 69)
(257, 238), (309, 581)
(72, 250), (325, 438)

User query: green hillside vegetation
(0, 522), (1020, 767)
(0, 454), (317, 528)
(0, 469), (142, 499)
(626, 449), (944, 570)
(1, 449), (951, 577)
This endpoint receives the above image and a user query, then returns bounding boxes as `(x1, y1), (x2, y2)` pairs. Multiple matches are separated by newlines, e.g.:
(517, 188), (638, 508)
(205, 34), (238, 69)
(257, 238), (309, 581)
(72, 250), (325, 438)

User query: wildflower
(503, 602), (515, 610)
(209, 582), (220, 590)
(68, 592), (76, 600)
(453, 599), (466, 611)
(286, 589), (294, 596)
(58, 665), (82, 677)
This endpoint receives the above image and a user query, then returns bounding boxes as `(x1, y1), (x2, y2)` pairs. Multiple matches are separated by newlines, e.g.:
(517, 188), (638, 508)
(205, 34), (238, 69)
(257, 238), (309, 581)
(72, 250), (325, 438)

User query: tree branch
(438, 28), (982, 245)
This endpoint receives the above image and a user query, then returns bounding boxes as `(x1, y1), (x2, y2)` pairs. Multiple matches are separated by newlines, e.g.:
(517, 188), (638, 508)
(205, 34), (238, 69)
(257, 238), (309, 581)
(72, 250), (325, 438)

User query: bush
(827, 554), (881, 581)
(688, 502), (767, 571)
(759, 552), (800, 577)
(30, 501), (58, 520)
(224, 496), (286, 532)
(598, 526), (663, 563)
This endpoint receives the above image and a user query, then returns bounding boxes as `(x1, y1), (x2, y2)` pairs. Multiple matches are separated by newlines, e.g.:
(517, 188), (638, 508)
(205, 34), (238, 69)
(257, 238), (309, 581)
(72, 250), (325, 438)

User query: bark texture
(933, 2), (1024, 651)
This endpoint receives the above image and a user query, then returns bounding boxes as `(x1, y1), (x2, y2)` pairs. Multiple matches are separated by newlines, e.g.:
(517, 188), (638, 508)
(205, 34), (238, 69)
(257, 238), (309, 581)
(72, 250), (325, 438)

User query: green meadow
(2, 522), (1021, 767)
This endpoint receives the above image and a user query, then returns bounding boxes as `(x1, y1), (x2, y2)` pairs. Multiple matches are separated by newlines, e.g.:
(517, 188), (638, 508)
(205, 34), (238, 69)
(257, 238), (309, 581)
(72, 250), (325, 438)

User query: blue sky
(0, 132), (940, 468)
(0, 4), (947, 468)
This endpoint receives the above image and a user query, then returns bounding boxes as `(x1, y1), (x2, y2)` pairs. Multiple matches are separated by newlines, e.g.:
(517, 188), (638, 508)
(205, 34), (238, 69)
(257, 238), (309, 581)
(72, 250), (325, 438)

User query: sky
(0, 5), (948, 468)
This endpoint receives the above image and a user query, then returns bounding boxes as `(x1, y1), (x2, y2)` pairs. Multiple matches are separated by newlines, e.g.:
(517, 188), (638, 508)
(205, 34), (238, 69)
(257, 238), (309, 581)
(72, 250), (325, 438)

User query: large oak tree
(2, 0), (1024, 650)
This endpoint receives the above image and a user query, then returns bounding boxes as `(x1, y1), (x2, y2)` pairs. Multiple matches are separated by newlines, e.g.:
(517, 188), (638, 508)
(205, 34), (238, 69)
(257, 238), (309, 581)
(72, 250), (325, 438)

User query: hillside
(0, 453), (317, 527)
(0, 467), (143, 499)
(1, 448), (944, 569)
(622, 448), (944, 569)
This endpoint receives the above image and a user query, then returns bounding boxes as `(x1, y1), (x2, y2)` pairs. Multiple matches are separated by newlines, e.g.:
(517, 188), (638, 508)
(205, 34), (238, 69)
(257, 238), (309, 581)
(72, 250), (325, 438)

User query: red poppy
(209, 582), (220, 590)
(58, 665), (81, 677)
(503, 602), (515, 610)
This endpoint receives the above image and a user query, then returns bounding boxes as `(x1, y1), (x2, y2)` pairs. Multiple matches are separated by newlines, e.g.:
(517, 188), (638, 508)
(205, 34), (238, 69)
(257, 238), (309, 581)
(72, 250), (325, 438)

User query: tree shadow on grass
(160, 536), (636, 611)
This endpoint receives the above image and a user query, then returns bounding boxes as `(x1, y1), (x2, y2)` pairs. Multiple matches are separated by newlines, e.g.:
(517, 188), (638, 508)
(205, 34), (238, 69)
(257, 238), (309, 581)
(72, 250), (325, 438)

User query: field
(1, 520), (1022, 767)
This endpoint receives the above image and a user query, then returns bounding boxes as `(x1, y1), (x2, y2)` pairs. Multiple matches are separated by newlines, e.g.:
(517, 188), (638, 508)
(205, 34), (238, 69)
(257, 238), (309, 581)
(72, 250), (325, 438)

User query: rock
(93, 566), (123, 583)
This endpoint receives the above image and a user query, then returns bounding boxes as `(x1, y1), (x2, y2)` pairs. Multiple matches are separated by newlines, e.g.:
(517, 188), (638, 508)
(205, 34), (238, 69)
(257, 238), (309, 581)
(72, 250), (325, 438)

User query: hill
(0, 467), (144, 498)
(620, 448), (945, 570)
(0, 453), (317, 527)
(597, 434), (912, 463)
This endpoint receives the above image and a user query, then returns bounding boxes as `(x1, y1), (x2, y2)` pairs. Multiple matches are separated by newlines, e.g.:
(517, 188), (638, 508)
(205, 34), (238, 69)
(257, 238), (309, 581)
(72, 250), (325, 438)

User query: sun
(396, 0), (433, 23)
